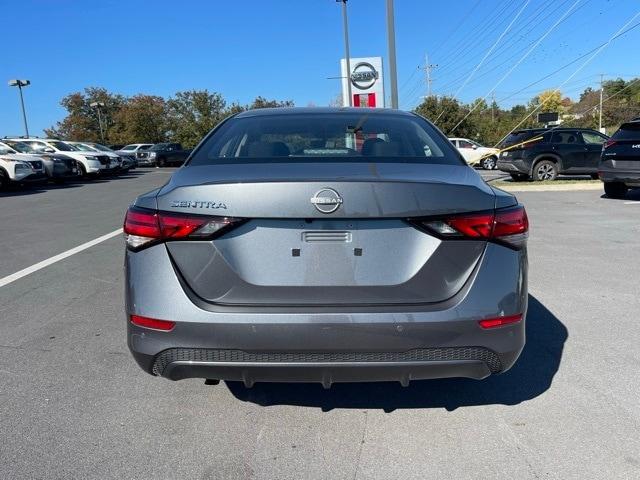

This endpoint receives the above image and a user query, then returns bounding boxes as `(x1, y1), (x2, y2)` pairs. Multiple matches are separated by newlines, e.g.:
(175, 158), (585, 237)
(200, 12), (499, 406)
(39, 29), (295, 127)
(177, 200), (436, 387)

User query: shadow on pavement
(600, 188), (640, 201)
(226, 295), (567, 411)
(0, 182), (82, 197)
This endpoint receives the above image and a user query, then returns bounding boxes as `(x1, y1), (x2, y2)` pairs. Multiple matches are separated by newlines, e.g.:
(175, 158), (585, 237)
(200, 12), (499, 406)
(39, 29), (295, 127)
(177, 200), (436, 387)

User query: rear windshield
(189, 112), (463, 166)
(612, 123), (640, 140)
(500, 131), (543, 147)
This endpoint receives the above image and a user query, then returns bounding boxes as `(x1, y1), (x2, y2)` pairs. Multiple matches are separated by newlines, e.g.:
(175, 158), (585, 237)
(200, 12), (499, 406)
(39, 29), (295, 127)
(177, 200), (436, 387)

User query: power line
(439, 0), (590, 97)
(448, 0), (581, 134)
(492, 18), (640, 112)
(494, 10), (640, 147)
(432, 0), (531, 124)
(436, 0), (558, 82)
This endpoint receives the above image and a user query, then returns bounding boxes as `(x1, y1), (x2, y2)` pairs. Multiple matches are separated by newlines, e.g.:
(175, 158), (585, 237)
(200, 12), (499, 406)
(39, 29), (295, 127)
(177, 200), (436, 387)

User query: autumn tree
(44, 87), (125, 142)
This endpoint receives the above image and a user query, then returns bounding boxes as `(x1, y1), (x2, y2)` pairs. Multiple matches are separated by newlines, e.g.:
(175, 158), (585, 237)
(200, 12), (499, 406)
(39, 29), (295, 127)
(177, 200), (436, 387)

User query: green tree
(248, 96), (294, 109)
(166, 90), (229, 148)
(109, 95), (169, 144)
(415, 96), (472, 136)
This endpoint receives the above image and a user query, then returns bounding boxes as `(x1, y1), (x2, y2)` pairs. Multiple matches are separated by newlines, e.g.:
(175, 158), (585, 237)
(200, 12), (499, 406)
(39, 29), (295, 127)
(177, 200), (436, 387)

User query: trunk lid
(156, 162), (501, 306)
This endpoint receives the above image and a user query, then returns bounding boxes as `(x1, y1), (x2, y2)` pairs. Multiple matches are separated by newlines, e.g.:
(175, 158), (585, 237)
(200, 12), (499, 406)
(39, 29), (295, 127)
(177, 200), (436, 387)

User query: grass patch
(491, 178), (601, 187)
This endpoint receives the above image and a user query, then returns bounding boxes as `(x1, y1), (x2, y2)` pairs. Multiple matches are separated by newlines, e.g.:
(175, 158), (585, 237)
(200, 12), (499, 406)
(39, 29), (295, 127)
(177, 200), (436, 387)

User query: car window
(122, 145), (135, 151)
(612, 123), (640, 140)
(26, 141), (47, 152)
(48, 141), (78, 151)
(581, 132), (607, 145)
(458, 140), (474, 149)
(551, 131), (583, 145)
(190, 112), (461, 166)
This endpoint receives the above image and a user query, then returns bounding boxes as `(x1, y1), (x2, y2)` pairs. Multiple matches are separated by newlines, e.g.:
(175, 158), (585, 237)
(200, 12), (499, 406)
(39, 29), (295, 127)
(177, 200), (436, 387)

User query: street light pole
(337, 0), (352, 107)
(386, 0), (399, 109)
(90, 101), (106, 144)
(8, 79), (31, 137)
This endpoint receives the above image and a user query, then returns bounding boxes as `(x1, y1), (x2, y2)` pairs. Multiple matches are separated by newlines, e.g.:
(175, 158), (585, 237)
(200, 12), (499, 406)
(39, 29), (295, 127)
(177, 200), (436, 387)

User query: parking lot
(0, 169), (639, 479)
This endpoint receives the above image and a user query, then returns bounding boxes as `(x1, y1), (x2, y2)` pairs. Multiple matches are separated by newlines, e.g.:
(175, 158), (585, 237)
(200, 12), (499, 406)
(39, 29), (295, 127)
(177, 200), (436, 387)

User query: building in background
(341, 57), (384, 108)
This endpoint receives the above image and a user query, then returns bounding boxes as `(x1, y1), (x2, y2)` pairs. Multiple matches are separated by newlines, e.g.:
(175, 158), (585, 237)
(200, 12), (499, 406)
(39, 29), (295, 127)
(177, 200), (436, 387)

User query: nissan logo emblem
(350, 62), (379, 90)
(310, 188), (343, 214)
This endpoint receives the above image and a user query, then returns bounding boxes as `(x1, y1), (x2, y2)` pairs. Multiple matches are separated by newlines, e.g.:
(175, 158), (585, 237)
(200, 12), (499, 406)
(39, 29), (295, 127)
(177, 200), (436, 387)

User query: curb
(492, 183), (603, 192)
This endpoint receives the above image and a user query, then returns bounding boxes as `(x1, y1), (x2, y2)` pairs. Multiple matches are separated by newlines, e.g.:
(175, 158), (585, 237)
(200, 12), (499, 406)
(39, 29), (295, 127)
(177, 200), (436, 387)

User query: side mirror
(472, 145), (478, 150)
(44, 147), (55, 153)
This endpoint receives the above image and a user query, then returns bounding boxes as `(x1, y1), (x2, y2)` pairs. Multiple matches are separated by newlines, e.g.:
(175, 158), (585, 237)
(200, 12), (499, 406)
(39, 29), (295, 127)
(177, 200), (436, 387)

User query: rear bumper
(497, 158), (529, 174)
(125, 242), (528, 385)
(599, 167), (640, 186)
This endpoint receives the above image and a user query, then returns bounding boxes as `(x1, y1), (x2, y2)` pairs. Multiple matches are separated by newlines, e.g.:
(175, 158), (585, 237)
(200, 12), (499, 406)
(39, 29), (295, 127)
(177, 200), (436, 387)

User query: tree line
(46, 78), (640, 148)
(414, 77), (640, 146)
(45, 88), (293, 147)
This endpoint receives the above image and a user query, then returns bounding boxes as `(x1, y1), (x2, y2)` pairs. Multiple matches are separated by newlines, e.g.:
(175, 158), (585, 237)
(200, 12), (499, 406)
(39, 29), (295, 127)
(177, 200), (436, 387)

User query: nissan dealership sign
(341, 56), (384, 108)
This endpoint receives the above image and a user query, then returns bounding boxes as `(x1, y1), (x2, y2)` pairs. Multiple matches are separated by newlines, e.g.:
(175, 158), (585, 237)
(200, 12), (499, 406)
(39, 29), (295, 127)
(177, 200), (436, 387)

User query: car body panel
(124, 108), (528, 385)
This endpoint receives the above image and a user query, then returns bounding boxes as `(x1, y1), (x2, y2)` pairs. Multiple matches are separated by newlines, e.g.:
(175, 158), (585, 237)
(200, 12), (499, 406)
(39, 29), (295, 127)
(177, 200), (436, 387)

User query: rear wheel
(604, 182), (628, 199)
(481, 156), (497, 170)
(533, 160), (558, 181)
(0, 169), (7, 190)
(157, 158), (166, 168)
(510, 173), (529, 182)
(79, 163), (87, 178)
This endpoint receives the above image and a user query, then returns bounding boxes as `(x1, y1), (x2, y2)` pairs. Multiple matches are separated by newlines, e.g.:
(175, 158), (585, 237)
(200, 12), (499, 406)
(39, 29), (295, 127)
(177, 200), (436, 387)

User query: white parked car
(449, 137), (500, 169)
(6, 138), (112, 176)
(67, 142), (123, 172)
(115, 143), (153, 157)
(0, 152), (40, 189)
(0, 142), (47, 181)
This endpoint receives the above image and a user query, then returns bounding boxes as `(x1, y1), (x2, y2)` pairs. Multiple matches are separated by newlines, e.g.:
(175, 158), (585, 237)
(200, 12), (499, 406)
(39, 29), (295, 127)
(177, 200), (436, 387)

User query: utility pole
(337, 0), (352, 107)
(424, 53), (438, 98)
(599, 73), (604, 132)
(491, 92), (496, 122)
(386, 0), (399, 109)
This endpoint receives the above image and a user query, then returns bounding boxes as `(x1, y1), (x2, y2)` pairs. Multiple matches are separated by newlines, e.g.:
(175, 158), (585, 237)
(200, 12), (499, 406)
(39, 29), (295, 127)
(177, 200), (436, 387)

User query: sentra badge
(171, 200), (227, 209)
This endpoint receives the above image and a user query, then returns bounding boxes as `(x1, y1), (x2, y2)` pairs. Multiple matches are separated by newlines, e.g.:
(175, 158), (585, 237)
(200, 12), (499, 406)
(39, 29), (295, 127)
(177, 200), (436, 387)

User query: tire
(0, 169), (7, 190)
(604, 182), (628, 199)
(79, 163), (87, 178)
(590, 173), (599, 180)
(156, 158), (166, 168)
(481, 156), (497, 170)
(510, 173), (529, 182)
(533, 160), (558, 181)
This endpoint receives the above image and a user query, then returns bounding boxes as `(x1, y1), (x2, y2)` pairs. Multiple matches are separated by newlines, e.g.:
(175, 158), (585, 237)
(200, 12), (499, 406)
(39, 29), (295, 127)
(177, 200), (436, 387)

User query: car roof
(234, 107), (415, 119)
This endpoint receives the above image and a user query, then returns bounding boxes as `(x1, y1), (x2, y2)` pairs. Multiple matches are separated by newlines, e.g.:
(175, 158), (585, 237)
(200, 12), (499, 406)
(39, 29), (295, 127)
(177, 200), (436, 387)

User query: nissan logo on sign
(350, 62), (379, 90)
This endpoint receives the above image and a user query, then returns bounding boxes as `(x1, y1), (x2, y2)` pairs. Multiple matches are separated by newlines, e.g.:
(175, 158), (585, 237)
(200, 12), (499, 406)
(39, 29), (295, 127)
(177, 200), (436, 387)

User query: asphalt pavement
(1, 168), (639, 479)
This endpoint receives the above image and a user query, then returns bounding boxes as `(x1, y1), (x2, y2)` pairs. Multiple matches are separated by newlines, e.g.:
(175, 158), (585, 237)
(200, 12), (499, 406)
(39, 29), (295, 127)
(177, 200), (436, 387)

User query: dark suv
(497, 128), (609, 181)
(599, 118), (640, 198)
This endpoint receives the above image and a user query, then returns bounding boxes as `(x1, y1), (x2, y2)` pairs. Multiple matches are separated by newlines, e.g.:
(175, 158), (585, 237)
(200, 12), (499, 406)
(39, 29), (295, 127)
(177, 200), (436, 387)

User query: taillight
(123, 206), (244, 250)
(603, 139), (617, 150)
(478, 314), (522, 329)
(415, 205), (529, 249)
(130, 314), (176, 331)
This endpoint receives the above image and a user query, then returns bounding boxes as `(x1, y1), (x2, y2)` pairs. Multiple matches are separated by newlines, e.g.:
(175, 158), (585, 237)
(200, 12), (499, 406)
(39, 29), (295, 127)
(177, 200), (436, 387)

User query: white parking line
(623, 201), (640, 205)
(0, 228), (122, 288)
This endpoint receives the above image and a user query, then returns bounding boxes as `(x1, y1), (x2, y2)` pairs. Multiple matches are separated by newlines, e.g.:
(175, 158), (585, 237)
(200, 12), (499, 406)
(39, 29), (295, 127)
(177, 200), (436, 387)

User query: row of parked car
(0, 139), (192, 189)
(451, 118), (640, 198)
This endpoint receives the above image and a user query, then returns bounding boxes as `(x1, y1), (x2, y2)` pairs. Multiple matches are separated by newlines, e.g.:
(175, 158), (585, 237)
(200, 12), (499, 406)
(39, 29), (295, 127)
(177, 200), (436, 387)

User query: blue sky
(2, 0), (639, 136)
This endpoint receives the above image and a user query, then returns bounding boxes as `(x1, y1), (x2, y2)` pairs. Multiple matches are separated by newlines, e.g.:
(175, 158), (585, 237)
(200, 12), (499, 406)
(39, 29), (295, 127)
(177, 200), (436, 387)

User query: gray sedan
(124, 108), (529, 387)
